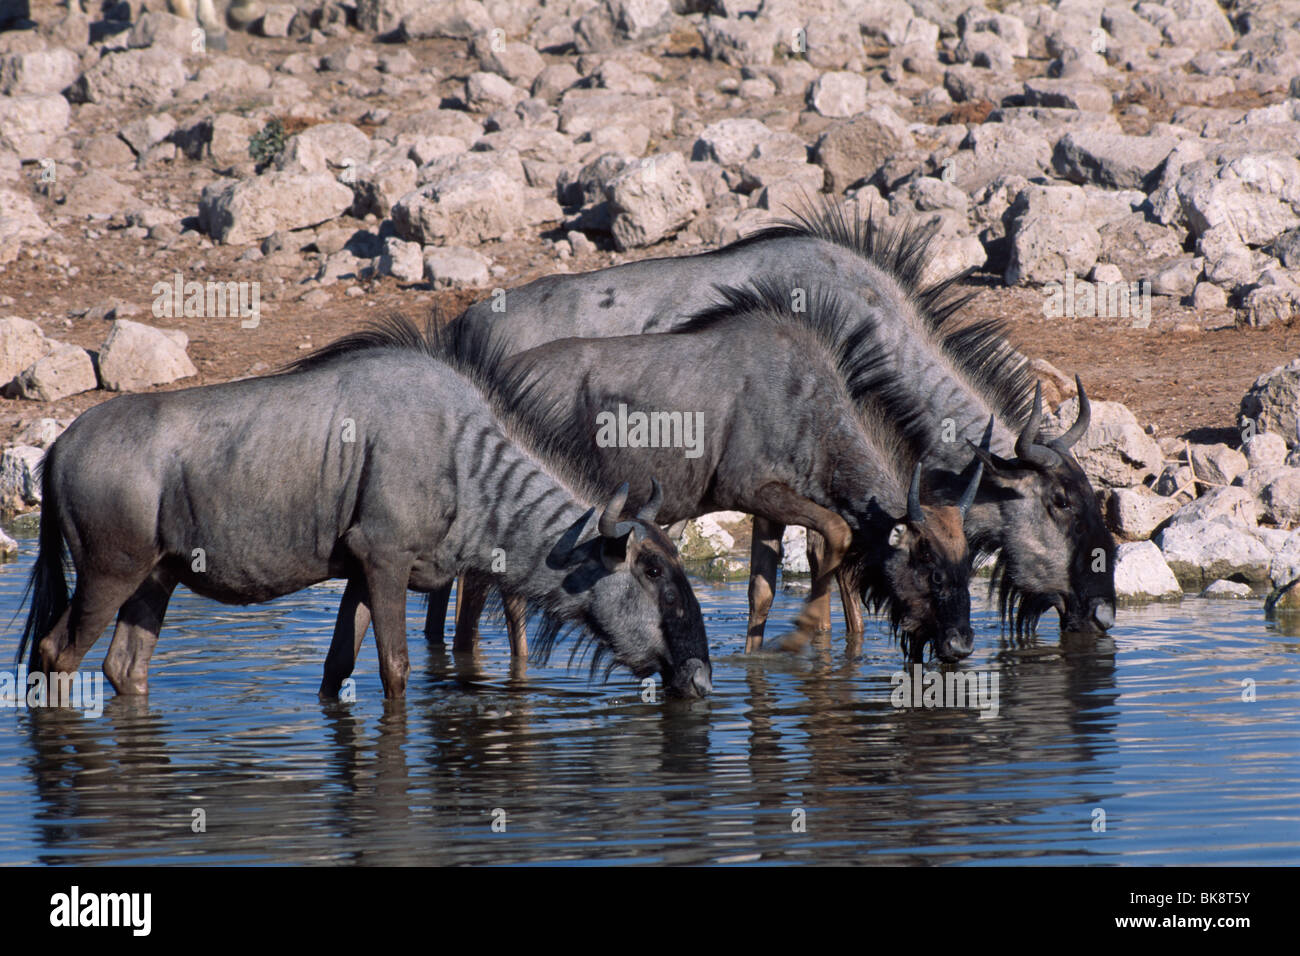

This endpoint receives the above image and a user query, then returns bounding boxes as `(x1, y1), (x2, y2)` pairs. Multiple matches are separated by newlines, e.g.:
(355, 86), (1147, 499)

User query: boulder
(781, 525), (810, 575)
(97, 320), (198, 392)
(1165, 486), (1259, 529)
(464, 72), (526, 113)
(199, 172), (355, 245)
(0, 47), (78, 96)
(1113, 540), (1182, 600)
(127, 12), (196, 52)
(1240, 359), (1300, 449)
(1243, 431), (1288, 469)
(1157, 519), (1272, 588)
(1175, 153), (1300, 247)
(1201, 579), (1253, 598)
(808, 71), (868, 118)
(275, 123), (371, 176)
(1004, 184), (1101, 286)
(376, 237), (423, 283)
(1049, 397), (1161, 488)
(1189, 443), (1249, 486)
(423, 245), (492, 288)
(1107, 485), (1180, 539)
(0, 316), (52, 384)
(812, 106), (914, 192)
(1260, 469), (1300, 525)
(0, 188), (52, 262)
(399, 0), (492, 39)
(14, 344), (97, 401)
(72, 47), (187, 107)
(1022, 77), (1112, 112)
(606, 152), (705, 251)
(393, 167), (525, 245)
(1050, 132), (1185, 191)
(0, 93), (70, 159)
(1268, 528), (1300, 587)
(692, 118), (774, 167)
(0, 444), (43, 511)
(676, 514), (736, 562)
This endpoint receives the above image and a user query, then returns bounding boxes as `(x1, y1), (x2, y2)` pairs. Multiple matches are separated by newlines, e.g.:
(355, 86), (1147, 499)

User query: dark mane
(735, 196), (1036, 429)
(281, 311), (444, 373)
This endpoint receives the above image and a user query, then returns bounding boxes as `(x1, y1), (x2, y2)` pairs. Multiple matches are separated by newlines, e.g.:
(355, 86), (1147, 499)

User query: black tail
(16, 451), (69, 669)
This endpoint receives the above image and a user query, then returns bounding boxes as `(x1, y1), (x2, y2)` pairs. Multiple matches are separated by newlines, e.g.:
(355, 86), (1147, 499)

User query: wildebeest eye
(931, 570), (944, 586)
(1051, 490), (1069, 510)
(645, 563), (663, 579)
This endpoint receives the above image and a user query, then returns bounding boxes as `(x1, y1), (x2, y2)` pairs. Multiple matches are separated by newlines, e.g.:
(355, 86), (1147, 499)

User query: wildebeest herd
(16, 204), (1117, 704)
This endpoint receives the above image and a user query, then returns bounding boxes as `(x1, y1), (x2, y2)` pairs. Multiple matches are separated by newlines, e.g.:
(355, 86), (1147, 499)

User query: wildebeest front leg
(320, 577), (372, 699)
(423, 582), (452, 645)
(805, 531), (834, 632)
(364, 564), (412, 700)
(837, 567), (863, 635)
(452, 571), (490, 652)
(746, 517), (784, 652)
(747, 483), (851, 654)
(805, 536), (865, 636)
(101, 568), (178, 696)
(505, 594), (528, 657)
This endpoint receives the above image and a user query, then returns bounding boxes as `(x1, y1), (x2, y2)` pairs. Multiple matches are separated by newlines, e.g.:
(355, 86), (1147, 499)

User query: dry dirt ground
(2, 27), (1297, 447)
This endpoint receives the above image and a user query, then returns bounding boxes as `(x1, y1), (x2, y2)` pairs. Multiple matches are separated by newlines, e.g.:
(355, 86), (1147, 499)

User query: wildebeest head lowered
(850, 460), (983, 664)
(968, 380), (1117, 637)
(541, 479), (711, 699)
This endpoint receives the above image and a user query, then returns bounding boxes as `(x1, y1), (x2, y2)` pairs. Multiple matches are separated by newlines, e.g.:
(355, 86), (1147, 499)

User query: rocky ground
(1, 0), (1300, 603)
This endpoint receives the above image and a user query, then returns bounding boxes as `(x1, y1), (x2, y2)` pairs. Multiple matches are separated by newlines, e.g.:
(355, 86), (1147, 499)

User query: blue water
(0, 526), (1296, 865)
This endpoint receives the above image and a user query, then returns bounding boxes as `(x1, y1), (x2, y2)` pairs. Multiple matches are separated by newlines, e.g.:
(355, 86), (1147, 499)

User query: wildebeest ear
(965, 440), (1027, 484)
(600, 525), (639, 572)
(888, 523), (908, 548)
(547, 507), (597, 568)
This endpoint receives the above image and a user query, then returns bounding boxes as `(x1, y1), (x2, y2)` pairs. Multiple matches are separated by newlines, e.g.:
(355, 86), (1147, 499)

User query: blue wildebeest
(439, 203), (1116, 641)
(442, 280), (985, 662)
(17, 320), (712, 702)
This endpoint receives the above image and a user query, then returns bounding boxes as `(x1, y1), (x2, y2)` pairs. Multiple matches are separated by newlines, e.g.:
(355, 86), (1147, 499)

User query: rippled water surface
(0, 527), (1296, 865)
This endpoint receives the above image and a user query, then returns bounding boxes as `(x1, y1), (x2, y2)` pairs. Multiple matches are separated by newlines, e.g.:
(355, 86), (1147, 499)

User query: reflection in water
(0, 535), (1297, 865)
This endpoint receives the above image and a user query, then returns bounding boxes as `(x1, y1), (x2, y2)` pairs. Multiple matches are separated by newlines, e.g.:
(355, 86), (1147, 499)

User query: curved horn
(598, 482), (632, 538)
(908, 461), (925, 525)
(1015, 382), (1062, 469)
(1052, 375), (1090, 451)
(636, 477), (663, 523)
(958, 460), (983, 517)
(980, 414), (995, 452)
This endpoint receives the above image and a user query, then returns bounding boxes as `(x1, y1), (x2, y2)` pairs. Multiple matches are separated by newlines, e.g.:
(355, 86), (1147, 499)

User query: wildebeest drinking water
(16, 322), (712, 702)
(439, 202), (1115, 641)
(443, 280), (985, 662)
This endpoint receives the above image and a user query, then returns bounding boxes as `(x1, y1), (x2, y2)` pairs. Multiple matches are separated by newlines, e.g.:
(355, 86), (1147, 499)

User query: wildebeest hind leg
(423, 582), (452, 644)
(40, 570), (152, 704)
(102, 567), (178, 696)
(745, 517), (784, 652)
(320, 577), (372, 699)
